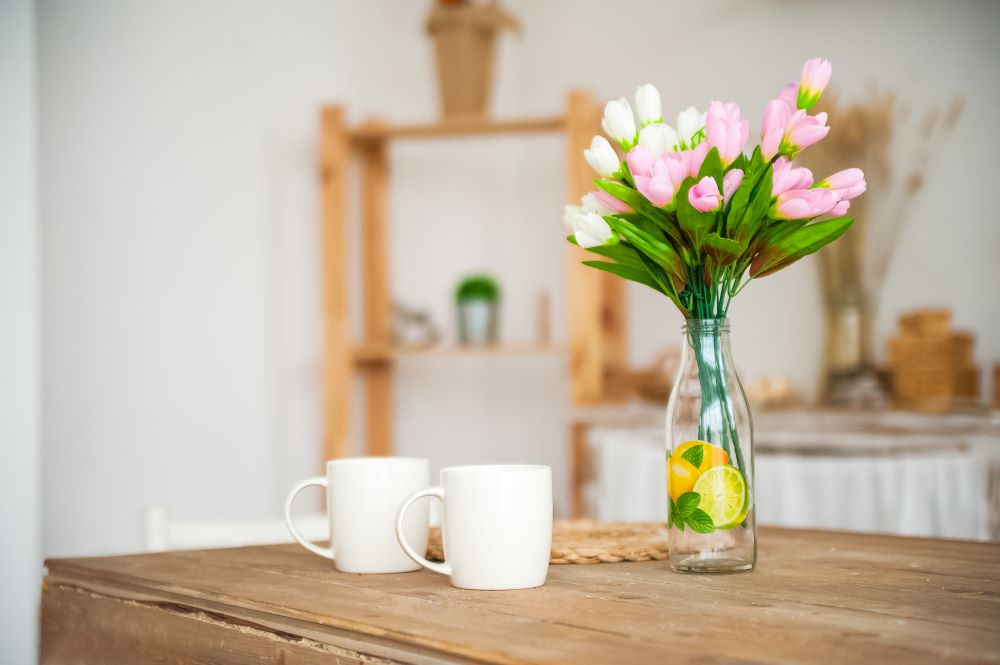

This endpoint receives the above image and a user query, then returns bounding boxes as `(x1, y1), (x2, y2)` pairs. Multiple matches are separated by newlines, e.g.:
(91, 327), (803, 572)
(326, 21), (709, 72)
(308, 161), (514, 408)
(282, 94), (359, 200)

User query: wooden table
(42, 527), (1000, 664)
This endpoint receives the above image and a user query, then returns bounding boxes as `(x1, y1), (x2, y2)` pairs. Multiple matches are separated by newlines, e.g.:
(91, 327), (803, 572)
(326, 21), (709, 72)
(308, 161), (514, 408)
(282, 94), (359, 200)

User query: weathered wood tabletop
(42, 527), (1000, 664)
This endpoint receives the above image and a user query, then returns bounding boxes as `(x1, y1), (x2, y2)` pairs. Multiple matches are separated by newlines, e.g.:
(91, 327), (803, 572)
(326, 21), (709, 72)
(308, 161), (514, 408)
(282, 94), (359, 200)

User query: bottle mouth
(683, 317), (730, 333)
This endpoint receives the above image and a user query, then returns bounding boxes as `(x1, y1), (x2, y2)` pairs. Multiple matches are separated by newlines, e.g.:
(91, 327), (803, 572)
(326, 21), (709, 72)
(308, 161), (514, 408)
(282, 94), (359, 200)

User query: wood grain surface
(41, 527), (1000, 665)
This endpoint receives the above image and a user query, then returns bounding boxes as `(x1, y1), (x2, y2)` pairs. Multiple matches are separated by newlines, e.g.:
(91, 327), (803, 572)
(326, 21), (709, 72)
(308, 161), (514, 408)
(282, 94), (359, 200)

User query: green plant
(455, 274), (501, 303)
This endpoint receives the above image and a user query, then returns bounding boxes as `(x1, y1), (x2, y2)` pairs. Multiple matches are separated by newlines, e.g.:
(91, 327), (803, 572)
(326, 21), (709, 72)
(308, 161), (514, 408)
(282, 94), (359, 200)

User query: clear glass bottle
(665, 318), (755, 573)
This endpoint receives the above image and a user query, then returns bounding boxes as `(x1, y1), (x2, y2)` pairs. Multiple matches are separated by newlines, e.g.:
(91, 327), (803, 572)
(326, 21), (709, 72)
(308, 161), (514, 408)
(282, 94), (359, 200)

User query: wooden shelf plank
(351, 115), (565, 143)
(353, 342), (566, 365)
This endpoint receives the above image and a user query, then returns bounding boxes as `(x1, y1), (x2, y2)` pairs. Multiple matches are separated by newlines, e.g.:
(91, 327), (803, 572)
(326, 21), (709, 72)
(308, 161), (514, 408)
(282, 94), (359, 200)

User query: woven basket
(427, 521), (670, 565)
(426, 3), (519, 118)
(888, 333), (974, 371)
(898, 308), (952, 337)
(893, 367), (979, 412)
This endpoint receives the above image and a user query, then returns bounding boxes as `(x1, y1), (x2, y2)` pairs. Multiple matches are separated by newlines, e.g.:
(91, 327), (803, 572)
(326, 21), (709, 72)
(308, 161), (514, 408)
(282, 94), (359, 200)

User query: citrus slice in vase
(691, 464), (749, 530)
(673, 440), (729, 472)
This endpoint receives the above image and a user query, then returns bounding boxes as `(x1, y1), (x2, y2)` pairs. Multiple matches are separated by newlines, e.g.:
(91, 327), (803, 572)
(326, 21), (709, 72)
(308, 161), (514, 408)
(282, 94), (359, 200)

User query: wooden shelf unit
(318, 91), (629, 466)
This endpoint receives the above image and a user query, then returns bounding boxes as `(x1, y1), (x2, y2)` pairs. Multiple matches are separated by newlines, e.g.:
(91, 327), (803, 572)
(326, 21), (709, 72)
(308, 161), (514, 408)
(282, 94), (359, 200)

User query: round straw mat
(426, 520), (669, 565)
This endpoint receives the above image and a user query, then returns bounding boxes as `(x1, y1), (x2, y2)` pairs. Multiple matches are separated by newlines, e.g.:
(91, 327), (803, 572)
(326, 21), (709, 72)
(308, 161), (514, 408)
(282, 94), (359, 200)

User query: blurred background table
(579, 408), (1000, 539)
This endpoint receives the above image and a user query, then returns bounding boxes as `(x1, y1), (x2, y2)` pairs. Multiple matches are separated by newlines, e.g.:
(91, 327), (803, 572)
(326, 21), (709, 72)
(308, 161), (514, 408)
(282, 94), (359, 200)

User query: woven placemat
(426, 520), (669, 565)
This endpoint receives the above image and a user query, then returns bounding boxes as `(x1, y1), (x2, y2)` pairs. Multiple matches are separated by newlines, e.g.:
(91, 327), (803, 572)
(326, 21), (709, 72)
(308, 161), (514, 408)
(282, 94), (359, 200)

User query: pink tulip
(819, 168), (866, 201)
(627, 146), (669, 206)
(761, 105), (830, 160)
(829, 200), (851, 217)
(593, 189), (632, 214)
(723, 169), (744, 205)
(689, 176), (722, 212)
(786, 110), (830, 153)
(760, 99), (791, 160)
(777, 82), (798, 109)
(797, 58), (832, 110)
(704, 101), (749, 166)
(626, 146), (655, 178)
(628, 147), (688, 207)
(772, 188), (838, 220)
(771, 157), (814, 196)
(687, 143), (708, 178)
(662, 152), (691, 187)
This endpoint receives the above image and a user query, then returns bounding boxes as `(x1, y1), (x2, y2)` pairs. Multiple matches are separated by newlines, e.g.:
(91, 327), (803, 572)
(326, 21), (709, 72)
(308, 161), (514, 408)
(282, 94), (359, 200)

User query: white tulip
(581, 192), (610, 215)
(572, 211), (616, 249)
(635, 83), (662, 127)
(677, 106), (707, 146)
(563, 205), (582, 230)
(638, 123), (679, 156)
(583, 135), (620, 177)
(601, 98), (637, 147)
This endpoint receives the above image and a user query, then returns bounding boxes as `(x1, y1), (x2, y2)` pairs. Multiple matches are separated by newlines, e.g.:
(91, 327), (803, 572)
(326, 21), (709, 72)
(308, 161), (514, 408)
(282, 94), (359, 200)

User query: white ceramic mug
(285, 457), (429, 574)
(396, 464), (552, 590)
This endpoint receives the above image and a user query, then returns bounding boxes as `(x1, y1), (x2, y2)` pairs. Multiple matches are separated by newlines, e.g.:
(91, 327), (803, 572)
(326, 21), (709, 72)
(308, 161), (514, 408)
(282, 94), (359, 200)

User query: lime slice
(692, 464), (749, 530)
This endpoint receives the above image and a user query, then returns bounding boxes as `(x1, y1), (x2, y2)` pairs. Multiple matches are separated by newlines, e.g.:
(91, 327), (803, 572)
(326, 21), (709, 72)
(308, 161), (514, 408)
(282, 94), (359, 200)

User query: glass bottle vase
(665, 318), (756, 573)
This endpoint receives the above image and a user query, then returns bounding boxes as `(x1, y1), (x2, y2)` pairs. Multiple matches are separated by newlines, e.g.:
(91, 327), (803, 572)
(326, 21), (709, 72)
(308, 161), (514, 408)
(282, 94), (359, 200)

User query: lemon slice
(692, 464), (749, 530)
(673, 440), (729, 472)
(668, 458), (698, 501)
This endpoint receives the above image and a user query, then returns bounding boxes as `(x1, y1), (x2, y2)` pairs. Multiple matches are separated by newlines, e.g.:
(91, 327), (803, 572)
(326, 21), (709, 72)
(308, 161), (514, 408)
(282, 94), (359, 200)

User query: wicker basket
(898, 308), (952, 337)
(887, 307), (980, 412)
(426, 2), (519, 118)
(887, 333), (973, 371)
(994, 363), (1000, 409)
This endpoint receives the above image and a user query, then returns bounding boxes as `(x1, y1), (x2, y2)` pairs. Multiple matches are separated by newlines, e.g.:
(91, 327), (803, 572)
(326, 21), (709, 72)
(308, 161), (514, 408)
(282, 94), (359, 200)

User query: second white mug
(396, 464), (552, 590)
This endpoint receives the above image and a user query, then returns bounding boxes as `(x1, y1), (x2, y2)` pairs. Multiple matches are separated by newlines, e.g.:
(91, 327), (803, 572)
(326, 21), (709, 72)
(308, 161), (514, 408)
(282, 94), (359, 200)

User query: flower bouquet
(563, 59), (865, 572)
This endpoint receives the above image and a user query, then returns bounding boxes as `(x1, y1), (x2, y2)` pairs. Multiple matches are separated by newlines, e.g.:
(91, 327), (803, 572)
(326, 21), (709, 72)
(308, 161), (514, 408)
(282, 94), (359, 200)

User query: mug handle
(396, 486), (451, 576)
(284, 476), (334, 560)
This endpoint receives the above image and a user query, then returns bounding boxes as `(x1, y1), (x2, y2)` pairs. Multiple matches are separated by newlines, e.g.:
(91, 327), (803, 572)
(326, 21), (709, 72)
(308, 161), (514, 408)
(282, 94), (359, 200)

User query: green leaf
(750, 216), (855, 278)
(732, 166), (773, 250)
(596, 180), (686, 248)
(595, 180), (667, 225)
(568, 235), (644, 270)
(606, 218), (686, 292)
(581, 260), (664, 294)
(675, 491), (701, 518)
(723, 169), (755, 238)
(667, 496), (677, 529)
(703, 233), (741, 268)
(748, 145), (764, 174)
(617, 212), (663, 241)
(687, 509), (716, 533)
(697, 147), (724, 189)
(728, 153), (748, 173)
(674, 178), (716, 251)
(680, 444), (704, 468)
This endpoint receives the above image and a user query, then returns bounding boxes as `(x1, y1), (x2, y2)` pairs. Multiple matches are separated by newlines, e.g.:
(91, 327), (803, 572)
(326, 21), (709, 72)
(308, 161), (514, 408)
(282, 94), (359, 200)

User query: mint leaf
(676, 491), (700, 518)
(680, 444), (704, 468)
(687, 509), (715, 533)
(667, 496), (677, 528)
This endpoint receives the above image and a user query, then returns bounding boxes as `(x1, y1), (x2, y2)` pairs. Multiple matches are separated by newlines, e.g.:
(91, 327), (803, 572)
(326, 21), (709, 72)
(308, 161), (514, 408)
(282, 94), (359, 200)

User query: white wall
(39, 0), (1000, 557)
(0, 0), (41, 662)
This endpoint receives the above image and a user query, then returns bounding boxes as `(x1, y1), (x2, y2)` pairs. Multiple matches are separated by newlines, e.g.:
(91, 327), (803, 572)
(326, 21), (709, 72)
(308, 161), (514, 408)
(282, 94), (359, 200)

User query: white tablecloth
(587, 415), (1000, 540)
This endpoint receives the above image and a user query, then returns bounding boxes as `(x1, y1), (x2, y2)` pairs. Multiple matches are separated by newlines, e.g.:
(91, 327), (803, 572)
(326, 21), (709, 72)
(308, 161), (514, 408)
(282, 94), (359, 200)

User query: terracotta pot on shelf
(426, 1), (519, 118)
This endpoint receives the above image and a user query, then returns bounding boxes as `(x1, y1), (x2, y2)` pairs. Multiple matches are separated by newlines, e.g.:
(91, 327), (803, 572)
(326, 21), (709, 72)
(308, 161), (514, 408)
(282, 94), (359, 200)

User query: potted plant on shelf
(455, 274), (501, 346)
(563, 59), (865, 573)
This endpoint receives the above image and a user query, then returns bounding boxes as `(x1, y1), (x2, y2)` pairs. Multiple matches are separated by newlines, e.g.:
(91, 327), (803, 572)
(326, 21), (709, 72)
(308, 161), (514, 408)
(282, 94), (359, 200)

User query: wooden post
(565, 90), (606, 406)
(357, 122), (393, 456)
(318, 106), (351, 462)
(565, 90), (629, 517)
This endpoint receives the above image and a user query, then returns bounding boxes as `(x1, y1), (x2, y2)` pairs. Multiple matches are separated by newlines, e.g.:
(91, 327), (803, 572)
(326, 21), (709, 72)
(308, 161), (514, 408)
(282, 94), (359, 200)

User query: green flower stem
(685, 262), (746, 476)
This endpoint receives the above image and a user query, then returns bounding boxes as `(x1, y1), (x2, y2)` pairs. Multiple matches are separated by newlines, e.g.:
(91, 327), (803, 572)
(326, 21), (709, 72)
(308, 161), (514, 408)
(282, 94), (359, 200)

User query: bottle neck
(683, 317), (731, 337)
